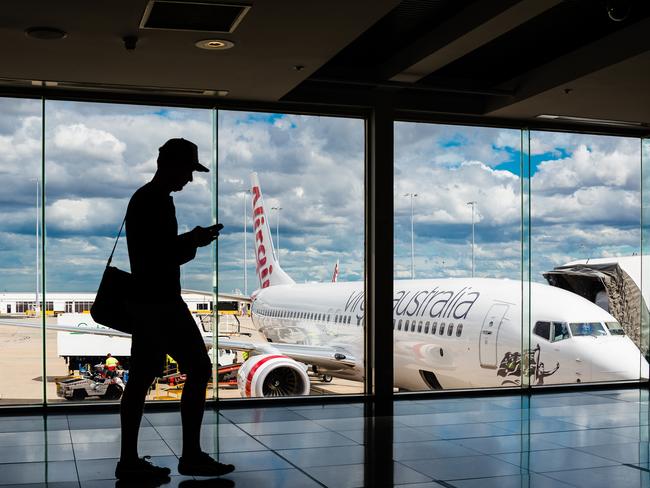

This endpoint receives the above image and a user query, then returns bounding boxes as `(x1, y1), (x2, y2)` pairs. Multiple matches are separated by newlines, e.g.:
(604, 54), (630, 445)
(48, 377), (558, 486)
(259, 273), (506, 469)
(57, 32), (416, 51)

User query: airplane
(220, 173), (650, 396)
(3, 175), (648, 398)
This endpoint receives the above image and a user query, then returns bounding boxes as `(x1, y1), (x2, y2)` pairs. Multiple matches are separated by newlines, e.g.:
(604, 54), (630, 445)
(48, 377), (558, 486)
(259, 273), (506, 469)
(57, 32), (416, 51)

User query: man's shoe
(178, 451), (235, 476)
(115, 456), (172, 480)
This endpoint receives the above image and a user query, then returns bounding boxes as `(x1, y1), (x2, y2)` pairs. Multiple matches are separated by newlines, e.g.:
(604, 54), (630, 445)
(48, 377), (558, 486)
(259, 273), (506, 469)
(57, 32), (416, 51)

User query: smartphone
(208, 223), (224, 232)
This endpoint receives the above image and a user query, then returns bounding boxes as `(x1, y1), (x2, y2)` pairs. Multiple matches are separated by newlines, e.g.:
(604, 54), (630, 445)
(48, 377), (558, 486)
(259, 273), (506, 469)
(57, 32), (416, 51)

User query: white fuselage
(250, 277), (649, 390)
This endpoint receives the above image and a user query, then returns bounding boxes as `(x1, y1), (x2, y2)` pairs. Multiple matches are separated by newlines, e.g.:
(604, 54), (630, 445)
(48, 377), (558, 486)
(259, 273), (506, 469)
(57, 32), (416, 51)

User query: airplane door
(479, 304), (509, 368)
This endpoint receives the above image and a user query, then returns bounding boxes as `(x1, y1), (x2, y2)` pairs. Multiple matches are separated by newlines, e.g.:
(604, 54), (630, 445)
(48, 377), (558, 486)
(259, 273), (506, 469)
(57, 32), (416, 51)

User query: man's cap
(158, 138), (209, 172)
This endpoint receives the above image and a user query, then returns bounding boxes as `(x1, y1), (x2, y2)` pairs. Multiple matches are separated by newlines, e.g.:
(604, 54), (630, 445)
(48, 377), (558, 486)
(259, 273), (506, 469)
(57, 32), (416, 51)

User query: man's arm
(175, 224), (222, 265)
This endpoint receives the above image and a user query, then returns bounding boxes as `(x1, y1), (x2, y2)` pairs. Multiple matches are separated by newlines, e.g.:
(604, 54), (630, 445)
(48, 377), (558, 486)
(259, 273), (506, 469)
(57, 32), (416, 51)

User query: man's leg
(180, 355), (211, 458)
(119, 369), (156, 462)
(173, 306), (234, 476)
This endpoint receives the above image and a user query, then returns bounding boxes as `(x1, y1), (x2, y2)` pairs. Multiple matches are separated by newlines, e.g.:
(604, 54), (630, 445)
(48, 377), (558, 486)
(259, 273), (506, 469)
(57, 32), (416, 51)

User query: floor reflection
(0, 388), (648, 486)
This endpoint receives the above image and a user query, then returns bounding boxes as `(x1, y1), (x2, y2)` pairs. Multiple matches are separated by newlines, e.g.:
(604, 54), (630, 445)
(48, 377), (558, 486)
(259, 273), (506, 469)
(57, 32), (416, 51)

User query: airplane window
(348, 316), (351, 324)
(327, 314), (331, 322)
(447, 324), (453, 336)
(533, 321), (551, 340)
(411, 321), (416, 332)
(417, 321), (423, 333)
(439, 323), (445, 335)
(552, 322), (570, 341)
(456, 324), (463, 337)
(605, 321), (625, 336)
(569, 322), (608, 337)
(431, 322), (437, 335)
(397, 319), (402, 331)
(404, 320), (410, 332)
(424, 321), (429, 334)
(393, 319), (396, 329)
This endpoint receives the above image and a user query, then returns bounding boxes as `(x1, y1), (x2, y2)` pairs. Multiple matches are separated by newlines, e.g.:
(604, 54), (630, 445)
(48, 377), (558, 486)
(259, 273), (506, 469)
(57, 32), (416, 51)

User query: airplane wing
(217, 292), (252, 304)
(0, 319), (131, 338)
(215, 336), (358, 370)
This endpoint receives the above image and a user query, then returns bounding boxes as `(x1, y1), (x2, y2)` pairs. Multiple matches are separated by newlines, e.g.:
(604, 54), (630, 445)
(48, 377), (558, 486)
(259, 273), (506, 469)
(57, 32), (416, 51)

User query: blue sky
(0, 98), (643, 294)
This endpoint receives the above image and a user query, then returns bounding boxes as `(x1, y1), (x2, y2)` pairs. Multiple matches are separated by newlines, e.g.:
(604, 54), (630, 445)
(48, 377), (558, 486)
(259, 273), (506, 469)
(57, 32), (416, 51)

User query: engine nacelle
(237, 354), (310, 397)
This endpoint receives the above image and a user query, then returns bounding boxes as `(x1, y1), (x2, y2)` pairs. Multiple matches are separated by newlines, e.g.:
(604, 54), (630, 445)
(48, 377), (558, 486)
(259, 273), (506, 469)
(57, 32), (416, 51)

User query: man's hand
(192, 223), (223, 247)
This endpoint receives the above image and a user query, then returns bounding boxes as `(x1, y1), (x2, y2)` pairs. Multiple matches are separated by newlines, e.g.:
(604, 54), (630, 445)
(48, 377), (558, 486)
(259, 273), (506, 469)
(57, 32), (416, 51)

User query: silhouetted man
(116, 138), (234, 480)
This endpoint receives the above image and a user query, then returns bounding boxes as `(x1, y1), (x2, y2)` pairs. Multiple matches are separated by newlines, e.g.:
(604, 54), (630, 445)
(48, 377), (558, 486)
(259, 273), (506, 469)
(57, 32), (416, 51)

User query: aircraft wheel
(321, 374), (333, 383)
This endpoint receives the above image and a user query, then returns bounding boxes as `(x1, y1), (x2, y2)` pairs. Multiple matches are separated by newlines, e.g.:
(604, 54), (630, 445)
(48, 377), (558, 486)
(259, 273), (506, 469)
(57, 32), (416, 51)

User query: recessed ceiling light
(195, 39), (234, 50)
(25, 27), (67, 40)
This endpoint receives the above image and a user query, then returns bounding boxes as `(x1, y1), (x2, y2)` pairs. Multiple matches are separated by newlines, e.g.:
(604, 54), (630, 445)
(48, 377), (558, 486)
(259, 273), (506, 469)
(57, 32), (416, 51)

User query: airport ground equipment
(56, 365), (125, 401)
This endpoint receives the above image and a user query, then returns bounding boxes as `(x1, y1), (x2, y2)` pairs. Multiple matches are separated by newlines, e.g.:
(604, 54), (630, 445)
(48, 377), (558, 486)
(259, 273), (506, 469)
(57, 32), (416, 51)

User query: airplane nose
(592, 338), (648, 381)
(641, 355), (650, 380)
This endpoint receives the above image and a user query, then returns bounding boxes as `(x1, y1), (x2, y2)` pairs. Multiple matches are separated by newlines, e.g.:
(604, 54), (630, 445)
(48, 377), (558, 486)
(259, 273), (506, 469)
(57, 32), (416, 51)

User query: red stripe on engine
(245, 354), (285, 397)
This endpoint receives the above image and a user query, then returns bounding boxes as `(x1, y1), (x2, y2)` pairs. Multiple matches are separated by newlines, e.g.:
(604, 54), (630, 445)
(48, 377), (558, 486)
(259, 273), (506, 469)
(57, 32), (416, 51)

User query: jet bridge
(543, 262), (649, 356)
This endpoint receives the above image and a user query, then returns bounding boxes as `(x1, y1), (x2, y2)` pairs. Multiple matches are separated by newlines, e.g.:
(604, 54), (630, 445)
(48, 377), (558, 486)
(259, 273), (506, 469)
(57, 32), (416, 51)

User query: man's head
(156, 138), (209, 191)
(107, 353), (112, 358)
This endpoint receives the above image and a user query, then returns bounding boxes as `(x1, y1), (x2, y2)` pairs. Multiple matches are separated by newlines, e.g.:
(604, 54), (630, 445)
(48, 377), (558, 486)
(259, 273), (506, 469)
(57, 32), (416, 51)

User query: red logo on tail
(252, 185), (272, 288)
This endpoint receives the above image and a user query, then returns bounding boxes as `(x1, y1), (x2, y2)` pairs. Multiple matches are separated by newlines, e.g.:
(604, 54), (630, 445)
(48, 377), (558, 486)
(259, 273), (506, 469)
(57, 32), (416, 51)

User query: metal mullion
(41, 97), (47, 406)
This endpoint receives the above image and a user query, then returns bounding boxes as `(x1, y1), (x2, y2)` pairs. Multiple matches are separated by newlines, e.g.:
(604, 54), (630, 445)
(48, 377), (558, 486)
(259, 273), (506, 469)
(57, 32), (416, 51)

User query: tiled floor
(0, 389), (649, 487)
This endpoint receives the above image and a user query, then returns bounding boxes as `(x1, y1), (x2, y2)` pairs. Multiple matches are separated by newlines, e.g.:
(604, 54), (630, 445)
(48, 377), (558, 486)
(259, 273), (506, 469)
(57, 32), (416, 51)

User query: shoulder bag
(90, 217), (134, 334)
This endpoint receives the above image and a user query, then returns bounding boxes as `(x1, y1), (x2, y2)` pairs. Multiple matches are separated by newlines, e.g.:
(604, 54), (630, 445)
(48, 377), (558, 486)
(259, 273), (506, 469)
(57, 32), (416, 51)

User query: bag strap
(107, 216), (127, 268)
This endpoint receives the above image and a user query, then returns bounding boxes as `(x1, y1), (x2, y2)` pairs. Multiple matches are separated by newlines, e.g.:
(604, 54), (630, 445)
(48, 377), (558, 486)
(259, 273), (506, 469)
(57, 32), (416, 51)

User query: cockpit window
(569, 322), (608, 337)
(533, 321), (551, 340)
(552, 322), (570, 342)
(605, 321), (625, 336)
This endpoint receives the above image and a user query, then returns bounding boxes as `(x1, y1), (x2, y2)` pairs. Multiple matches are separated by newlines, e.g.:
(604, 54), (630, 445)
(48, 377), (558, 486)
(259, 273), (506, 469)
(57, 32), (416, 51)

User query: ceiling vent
(140, 1), (250, 33)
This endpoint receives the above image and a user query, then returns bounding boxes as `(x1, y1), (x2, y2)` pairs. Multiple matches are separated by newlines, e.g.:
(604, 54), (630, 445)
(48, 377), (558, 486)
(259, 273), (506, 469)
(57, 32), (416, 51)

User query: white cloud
(47, 198), (125, 232)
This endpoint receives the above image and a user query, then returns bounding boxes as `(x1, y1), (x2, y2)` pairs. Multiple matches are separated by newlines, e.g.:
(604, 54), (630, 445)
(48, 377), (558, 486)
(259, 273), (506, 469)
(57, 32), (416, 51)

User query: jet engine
(237, 354), (310, 397)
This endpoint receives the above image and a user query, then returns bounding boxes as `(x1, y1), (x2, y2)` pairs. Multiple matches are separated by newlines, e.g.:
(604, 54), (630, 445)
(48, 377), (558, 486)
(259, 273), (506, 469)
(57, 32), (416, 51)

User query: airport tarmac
(0, 322), (67, 404)
(0, 315), (362, 405)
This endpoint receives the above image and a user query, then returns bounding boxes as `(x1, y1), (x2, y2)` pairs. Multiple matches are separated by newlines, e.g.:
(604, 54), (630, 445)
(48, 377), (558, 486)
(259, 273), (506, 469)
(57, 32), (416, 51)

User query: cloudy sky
(0, 96), (643, 295)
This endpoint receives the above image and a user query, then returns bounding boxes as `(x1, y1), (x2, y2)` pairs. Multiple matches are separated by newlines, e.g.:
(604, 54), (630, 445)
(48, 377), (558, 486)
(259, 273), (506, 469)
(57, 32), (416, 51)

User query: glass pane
(0, 97), (44, 405)
(640, 139), (650, 380)
(530, 131), (646, 385)
(44, 100), (214, 403)
(394, 122), (522, 391)
(217, 110), (365, 398)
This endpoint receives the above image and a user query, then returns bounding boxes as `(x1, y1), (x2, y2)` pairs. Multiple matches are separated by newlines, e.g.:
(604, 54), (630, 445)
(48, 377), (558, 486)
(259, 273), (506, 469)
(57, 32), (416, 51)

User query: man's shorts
(129, 299), (211, 378)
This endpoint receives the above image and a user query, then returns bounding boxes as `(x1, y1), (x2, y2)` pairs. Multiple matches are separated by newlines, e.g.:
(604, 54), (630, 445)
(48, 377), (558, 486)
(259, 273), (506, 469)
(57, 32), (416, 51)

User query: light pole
(466, 201), (477, 277)
(33, 178), (40, 316)
(404, 193), (417, 279)
(271, 206), (282, 264)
